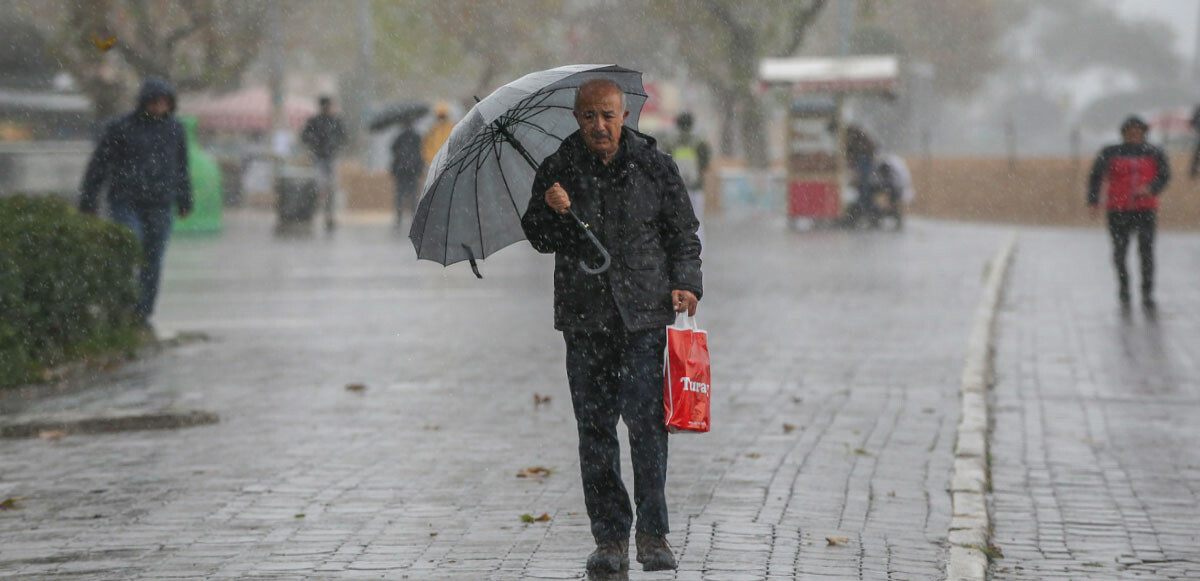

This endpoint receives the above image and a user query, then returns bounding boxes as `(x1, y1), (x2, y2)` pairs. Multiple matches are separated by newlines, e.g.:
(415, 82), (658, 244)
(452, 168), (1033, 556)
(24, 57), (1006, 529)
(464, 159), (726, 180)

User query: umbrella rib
(441, 156), (469, 266)
(492, 137), (525, 228)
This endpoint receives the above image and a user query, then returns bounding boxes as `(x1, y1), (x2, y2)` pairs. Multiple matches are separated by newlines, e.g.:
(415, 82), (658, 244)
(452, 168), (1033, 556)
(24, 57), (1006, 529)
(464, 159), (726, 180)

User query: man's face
(574, 87), (628, 160)
(1122, 126), (1147, 145)
(145, 96), (170, 118)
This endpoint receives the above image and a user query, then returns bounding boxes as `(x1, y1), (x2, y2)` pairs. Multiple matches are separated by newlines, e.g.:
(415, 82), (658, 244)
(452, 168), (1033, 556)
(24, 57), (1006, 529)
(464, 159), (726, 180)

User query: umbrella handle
(567, 209), (611, 275)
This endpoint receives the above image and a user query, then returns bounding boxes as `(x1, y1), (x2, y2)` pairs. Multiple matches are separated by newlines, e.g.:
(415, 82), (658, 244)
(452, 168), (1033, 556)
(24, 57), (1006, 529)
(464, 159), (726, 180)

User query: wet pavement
(0, 208), (1119, 580)
(989, 226), (1200, 580)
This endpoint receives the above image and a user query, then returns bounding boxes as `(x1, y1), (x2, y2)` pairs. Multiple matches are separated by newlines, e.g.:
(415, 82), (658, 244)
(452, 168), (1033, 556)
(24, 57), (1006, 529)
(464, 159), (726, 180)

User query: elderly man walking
(521, 79), (702, 574)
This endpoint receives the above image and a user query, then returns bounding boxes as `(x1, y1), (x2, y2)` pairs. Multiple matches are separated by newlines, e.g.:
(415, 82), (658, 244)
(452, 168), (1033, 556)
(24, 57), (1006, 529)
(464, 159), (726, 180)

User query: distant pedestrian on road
(664, 111), (711, 250)
(1188, 104), (1200, 179)
(520, 79), (702, 575)
(421, 101), (454, 168)
(1088, 115), (1171, 308)
(78, 77), (192, 330)
(390, 120), (423, 226)
(301, 96), (348, 231)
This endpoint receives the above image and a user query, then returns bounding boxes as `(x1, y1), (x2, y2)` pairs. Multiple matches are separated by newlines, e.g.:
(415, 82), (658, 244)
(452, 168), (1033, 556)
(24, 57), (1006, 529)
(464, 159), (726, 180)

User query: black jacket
(390, 128), (423, 179)
(79, 78), (192, 213)
(301, 113), (348, 160)
(521, 127), (702, 332)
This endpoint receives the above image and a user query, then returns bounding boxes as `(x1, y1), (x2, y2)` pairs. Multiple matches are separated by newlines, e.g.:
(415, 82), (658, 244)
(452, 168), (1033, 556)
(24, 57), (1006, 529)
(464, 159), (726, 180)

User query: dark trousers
(1107, 210), (1156, 298)
(110, 202), (173, 321)
(563, 326), (669, 543)
(392, 173), (419, 221)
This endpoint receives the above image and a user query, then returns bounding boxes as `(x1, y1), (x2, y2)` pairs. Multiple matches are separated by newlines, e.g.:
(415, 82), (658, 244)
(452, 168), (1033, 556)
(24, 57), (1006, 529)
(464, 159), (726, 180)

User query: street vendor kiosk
(759, 55), (900, 228)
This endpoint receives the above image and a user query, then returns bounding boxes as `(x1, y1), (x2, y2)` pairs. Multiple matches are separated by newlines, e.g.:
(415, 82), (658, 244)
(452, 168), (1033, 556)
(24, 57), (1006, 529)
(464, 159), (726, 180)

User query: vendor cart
(759, 55), (900, 228)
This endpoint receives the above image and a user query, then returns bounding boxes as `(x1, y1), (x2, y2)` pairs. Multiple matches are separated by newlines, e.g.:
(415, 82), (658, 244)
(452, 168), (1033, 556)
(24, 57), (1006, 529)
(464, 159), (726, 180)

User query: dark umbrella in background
(408, 64), (647, 277)
(368, 102), (429, 132)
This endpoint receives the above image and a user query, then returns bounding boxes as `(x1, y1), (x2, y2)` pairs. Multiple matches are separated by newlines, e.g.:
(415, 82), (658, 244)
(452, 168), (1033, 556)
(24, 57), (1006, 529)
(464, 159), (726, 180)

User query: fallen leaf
(423, 425), (441, 431)
(792, 396), (803, 404)
(344, 383), (367, 392)
(746, 452), (761, 459)
(922, 407), (936, 414)
(516, 466), (552, 478)
(294, 513), (305, 518)
(853, 448), (870, 456)
(519, 512), (552, 523)
(533, 393), (552, 406)
(38, 430), (68, 440)
(887, 491), (896, 497)
(430, 532), (438, 537)
(0, 498), (27, 511)
(90, 33), (116, 52)
(782, 423), (796, 434)
(826, 536), (852, 546)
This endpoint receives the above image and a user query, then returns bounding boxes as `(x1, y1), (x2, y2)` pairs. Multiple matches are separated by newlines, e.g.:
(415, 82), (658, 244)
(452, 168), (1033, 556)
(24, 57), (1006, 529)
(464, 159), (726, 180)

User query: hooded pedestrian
(301, 96), (348, 231)
(78, 77), (192, 329)
(520, 78), (702, 575)
(1087, 115), (1171, 308)
(663, 111), (711, 250)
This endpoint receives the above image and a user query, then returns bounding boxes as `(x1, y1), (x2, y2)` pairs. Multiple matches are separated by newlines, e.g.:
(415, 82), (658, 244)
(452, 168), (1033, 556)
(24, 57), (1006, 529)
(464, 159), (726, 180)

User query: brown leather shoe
(586, 539), (629, 573)
(635, 532), (677, 571)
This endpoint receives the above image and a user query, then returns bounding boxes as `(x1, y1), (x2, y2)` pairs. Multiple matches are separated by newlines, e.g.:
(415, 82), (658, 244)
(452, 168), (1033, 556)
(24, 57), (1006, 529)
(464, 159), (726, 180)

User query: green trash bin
(174, 115), (223, 234)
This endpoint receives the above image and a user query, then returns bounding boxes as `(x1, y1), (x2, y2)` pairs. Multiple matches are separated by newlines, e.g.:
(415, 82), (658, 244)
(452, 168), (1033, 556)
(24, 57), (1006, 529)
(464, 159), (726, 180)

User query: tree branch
(782, 0), (827, 56)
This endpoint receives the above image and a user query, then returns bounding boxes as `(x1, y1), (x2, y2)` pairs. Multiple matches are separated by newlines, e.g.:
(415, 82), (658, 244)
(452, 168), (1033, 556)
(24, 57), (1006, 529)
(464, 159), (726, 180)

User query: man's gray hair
(574, 78), (626, 112)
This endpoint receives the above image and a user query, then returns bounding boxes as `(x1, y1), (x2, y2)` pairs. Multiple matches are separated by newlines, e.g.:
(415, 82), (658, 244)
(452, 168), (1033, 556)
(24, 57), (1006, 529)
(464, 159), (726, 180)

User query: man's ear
(622, 110), (630, 123)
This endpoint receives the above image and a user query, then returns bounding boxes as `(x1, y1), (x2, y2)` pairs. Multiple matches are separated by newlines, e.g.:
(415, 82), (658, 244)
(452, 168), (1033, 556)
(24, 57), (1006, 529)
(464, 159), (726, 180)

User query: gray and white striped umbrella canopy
(408, 64), (647, 269)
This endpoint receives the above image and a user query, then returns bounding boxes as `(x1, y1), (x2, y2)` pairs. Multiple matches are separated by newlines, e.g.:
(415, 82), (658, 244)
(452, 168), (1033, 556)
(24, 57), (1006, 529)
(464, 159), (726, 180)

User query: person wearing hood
(1088, 115), (1171, 309)
(79, 77), (192, 328)
(301, 96), (349, 231)
(521, 79), (702, 575)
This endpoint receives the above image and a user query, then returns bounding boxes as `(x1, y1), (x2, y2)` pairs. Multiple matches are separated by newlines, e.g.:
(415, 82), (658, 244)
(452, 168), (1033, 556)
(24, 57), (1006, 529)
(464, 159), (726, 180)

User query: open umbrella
(408, 64), (647, 277)
(368, 102), (429, 132)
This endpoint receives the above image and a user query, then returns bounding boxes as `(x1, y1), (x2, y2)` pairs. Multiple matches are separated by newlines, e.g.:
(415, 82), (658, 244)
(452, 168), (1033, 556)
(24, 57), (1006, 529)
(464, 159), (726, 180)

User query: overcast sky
(1105, 0), (1198, 65)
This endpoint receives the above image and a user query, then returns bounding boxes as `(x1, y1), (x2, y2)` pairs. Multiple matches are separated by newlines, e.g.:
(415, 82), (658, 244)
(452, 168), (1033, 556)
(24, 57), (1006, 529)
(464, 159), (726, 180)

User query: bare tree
(650, 0), (827, 167)
(16, 0), (267, 120)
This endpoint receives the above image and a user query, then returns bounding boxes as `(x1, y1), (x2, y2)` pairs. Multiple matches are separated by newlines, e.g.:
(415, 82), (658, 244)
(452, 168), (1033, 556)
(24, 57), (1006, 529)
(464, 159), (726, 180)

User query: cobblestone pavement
(990, 225), (1200, 580)
(0, 211), (1008, 580)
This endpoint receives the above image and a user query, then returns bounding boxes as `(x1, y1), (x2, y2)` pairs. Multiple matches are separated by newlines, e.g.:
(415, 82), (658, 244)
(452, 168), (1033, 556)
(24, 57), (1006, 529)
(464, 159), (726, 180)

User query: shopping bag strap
(671, 313), (698, 330)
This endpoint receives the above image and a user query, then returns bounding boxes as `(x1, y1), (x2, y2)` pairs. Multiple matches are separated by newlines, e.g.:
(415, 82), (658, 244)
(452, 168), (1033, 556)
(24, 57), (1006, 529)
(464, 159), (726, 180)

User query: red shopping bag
(664, 314), (710, 433)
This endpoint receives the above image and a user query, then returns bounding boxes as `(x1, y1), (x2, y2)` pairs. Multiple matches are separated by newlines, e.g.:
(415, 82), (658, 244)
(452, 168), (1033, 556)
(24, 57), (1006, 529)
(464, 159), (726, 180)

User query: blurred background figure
(664, 111), (711, 249)
(842, 125), (878, 228)
(300, 95), (347, 231)
(421, 101), (454, 169)
(1087, 115), (1171, 309)
(389, 119), (423, 227)
(872, 153), (913, 230)
(1189, 104), (1200, 180)
(77, 77), (192, 330)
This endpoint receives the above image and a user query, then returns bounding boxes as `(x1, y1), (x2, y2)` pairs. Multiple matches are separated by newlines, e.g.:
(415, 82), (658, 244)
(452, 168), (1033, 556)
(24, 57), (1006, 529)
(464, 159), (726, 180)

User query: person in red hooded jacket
(1087, 115), (1170, 309)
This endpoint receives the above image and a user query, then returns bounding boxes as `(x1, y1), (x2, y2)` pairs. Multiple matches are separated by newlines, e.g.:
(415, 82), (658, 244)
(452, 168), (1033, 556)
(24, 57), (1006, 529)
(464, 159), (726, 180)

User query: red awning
(179, 86), (316, 133)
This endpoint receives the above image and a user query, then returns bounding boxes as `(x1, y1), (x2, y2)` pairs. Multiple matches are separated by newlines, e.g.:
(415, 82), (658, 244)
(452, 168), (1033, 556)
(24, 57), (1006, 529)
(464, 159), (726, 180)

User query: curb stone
(0, 409), (219, 438)
(946, 234), (1016, 581)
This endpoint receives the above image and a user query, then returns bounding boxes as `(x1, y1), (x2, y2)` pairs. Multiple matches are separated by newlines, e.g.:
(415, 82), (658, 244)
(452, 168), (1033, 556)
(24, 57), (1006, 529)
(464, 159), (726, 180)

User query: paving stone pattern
(990, 226), (1200, 580)
(0, 213), (1006, 580)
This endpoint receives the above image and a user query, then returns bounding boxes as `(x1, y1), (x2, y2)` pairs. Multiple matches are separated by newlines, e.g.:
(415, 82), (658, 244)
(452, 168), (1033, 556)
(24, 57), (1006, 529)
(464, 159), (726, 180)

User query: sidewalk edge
(946, 234), (1016, 581)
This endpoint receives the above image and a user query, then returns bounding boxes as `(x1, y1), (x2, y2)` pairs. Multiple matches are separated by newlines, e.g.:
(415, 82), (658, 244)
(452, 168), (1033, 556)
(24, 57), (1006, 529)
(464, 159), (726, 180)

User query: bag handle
(672, 312), (698, 330)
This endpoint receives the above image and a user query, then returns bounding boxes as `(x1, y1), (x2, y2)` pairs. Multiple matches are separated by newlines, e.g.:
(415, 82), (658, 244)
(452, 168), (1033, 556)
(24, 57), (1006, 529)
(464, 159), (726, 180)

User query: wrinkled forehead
(574, 81), (626, 114)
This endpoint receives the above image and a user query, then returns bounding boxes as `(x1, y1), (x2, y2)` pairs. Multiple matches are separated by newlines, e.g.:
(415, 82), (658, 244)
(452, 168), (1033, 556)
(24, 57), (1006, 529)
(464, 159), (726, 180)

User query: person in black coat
(79, 77), (192, 326)
(389, 121), (423, 225)
(520, 79), (702, 574)
(301, 96), (348, 230)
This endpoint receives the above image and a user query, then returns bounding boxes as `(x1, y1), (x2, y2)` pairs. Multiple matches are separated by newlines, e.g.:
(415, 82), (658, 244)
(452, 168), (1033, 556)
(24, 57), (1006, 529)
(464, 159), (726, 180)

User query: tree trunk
(717, 88), (737, 157)
(739, 91), (769, 168)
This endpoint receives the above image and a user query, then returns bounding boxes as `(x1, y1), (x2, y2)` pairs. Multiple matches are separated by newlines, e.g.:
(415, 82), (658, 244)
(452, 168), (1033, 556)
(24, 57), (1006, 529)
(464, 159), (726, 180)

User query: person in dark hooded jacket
(79, 77), (192, 326)
(521, 79), (701, 575)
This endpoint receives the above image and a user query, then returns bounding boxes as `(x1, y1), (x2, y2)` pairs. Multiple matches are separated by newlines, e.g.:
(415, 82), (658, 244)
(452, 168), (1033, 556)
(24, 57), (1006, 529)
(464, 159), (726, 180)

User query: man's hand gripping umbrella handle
(491, 112), (611, 275)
